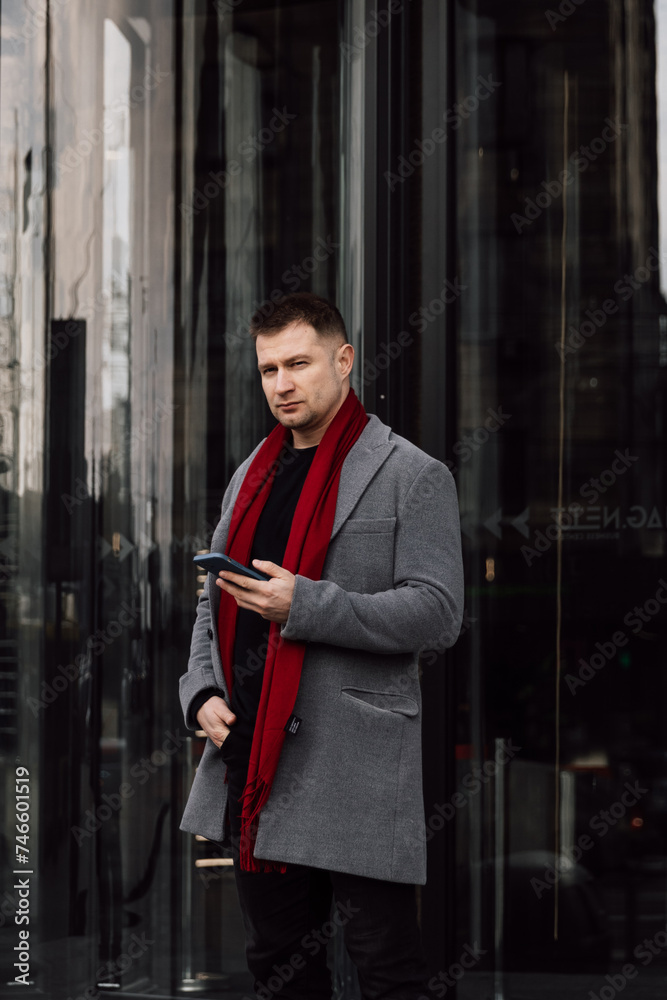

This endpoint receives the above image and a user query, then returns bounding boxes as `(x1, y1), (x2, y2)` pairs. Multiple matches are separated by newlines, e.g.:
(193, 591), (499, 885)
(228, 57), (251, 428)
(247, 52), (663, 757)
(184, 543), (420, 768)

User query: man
(179, 292), (464, 999)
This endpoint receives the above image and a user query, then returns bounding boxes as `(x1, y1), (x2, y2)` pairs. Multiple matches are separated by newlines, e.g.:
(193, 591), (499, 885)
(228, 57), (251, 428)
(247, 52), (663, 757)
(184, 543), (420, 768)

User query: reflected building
(1, 1), (667, 997)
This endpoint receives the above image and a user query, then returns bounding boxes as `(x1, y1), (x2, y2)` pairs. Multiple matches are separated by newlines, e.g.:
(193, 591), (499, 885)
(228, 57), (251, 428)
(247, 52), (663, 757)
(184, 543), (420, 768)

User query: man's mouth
(278, 402), (302, 409)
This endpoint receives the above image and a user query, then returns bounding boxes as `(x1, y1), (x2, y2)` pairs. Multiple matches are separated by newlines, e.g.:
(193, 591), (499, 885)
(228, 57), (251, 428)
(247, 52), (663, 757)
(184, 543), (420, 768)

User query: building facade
(1, 0), (667, 996)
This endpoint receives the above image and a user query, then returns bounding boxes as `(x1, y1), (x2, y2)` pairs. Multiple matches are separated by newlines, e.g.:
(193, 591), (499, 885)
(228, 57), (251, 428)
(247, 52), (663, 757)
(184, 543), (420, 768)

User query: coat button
(207, 628), (213, 640)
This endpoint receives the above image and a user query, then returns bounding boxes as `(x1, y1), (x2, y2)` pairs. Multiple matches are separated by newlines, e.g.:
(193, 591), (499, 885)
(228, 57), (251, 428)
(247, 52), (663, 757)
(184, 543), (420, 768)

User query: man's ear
(338, 341), (354, 375)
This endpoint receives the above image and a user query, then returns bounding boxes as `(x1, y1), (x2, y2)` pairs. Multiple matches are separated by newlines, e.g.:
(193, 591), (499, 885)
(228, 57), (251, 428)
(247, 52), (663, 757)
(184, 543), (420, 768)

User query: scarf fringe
(239, 773), (287, 873)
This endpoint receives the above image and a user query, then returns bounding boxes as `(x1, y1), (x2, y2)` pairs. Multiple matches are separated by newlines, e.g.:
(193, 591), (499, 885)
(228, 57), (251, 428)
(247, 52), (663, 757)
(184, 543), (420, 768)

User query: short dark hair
(249, 292), (347, 344)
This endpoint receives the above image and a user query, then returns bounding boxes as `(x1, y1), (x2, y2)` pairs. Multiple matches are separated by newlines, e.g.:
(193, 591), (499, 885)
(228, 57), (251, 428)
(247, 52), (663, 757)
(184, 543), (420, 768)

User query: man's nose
(275, 368), (295, 393)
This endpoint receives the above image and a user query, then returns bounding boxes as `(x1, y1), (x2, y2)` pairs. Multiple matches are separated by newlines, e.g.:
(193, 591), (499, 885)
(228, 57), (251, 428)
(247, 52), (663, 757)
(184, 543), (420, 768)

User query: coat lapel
(329, 413), (394, 541)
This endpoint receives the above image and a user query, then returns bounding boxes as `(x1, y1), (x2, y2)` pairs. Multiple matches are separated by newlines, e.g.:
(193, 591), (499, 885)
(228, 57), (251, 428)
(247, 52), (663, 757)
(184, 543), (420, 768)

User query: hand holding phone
(196, 552), (294, 624)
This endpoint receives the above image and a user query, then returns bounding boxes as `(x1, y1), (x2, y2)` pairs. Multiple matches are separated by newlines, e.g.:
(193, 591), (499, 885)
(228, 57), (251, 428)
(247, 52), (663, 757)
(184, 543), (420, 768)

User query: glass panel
(450, 1), (667, 996)
(0, 0), (49, 987)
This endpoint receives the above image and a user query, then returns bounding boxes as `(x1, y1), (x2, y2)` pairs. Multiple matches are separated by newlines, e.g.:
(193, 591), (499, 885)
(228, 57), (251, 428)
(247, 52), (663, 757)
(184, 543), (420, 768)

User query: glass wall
(445, 0), (667, 996)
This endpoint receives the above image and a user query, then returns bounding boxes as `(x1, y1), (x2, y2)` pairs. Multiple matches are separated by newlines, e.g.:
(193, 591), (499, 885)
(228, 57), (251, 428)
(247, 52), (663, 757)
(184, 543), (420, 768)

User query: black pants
(226, 760), (430, 1000)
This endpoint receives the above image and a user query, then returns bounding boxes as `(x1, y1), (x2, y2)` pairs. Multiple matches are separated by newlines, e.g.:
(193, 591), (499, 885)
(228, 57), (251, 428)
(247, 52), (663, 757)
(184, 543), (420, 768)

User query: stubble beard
(275, 402), (317, 430)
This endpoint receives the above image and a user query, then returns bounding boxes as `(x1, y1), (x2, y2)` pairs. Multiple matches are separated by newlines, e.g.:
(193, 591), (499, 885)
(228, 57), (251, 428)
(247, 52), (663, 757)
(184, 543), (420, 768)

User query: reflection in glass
(452, 0), (667, 993)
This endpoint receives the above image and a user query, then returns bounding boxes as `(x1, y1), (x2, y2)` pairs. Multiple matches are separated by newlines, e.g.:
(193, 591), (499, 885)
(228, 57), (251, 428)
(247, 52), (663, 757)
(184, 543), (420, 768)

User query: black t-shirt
(225, 438), (318, 762)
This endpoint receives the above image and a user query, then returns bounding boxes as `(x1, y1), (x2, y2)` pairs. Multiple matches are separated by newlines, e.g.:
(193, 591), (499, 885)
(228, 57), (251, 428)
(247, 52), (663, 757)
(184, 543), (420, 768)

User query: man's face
(256, 320), (353, 441)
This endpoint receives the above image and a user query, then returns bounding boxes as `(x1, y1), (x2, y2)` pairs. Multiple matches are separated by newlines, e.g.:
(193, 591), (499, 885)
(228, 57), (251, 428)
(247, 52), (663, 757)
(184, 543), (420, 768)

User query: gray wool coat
(179, 412), (464, 884)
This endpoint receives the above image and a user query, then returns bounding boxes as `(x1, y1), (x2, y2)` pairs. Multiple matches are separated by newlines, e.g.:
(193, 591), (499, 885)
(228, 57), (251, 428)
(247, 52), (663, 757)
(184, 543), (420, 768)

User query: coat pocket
(325, 518), (396, 593)
(341, 686), (419, 717)
(336, 517), (396, 534)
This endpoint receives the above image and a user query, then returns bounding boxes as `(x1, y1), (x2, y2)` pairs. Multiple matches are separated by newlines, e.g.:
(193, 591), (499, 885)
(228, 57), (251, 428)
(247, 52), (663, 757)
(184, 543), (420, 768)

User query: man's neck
(289, 431), (317, 451)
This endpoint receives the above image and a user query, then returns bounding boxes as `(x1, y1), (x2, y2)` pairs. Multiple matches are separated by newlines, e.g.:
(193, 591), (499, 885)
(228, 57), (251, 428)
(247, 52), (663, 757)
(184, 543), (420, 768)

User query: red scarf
(218, 387), (369, 871)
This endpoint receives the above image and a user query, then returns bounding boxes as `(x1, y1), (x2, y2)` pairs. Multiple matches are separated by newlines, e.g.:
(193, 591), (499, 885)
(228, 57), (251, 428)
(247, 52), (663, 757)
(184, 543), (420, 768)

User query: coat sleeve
(178, 463), (247, 730)
(179, 580), (226, 731)
(279, 460), (464, 654)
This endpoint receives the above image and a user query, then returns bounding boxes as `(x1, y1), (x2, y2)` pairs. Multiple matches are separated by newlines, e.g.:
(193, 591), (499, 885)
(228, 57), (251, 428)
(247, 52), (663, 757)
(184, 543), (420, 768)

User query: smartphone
(193, 552), (271, 581)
